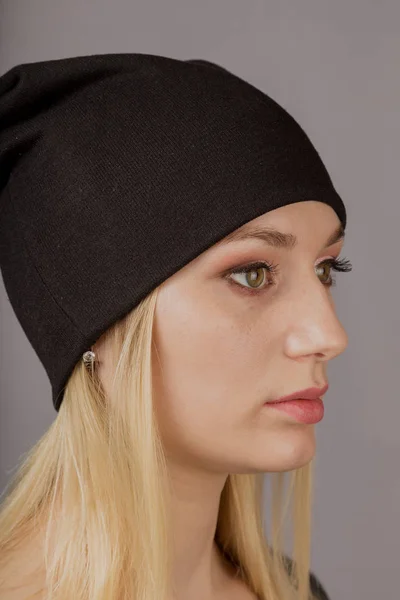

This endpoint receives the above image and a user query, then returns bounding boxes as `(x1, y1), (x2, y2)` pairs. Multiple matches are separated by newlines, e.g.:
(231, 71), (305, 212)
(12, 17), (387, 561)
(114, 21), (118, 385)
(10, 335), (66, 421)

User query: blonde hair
(0, 286), (318, 600)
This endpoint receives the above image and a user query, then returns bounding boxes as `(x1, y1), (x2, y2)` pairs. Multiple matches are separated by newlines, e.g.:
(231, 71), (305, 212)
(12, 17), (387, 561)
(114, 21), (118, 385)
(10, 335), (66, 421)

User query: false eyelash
(323, 256), (353, 273)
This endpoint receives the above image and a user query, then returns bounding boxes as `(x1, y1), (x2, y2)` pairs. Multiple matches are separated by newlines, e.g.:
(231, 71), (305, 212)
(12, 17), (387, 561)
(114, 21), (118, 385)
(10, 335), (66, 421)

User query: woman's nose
(284, 286), (349, 361)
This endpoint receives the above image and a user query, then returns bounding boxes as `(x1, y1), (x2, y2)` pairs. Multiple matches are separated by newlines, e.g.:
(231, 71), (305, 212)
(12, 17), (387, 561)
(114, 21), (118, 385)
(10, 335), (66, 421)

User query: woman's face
(152, 201), (349, 474)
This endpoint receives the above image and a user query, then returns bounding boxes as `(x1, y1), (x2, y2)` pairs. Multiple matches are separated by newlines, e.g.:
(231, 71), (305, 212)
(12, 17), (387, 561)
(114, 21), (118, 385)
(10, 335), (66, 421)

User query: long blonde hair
(0, 285), (317, 600)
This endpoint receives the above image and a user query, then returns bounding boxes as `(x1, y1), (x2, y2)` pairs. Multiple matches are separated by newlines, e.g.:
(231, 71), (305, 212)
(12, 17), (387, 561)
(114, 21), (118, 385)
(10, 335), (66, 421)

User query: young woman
(0, 53), (352, 600)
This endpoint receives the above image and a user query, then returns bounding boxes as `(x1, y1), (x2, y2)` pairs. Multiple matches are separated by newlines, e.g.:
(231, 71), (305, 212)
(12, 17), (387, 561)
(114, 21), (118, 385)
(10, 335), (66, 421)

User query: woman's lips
(270, 384), (329, 403)
(264, 398), (324, 424)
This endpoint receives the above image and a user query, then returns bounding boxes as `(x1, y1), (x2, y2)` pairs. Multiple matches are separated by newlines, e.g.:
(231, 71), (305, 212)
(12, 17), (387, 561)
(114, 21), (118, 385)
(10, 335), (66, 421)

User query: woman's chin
(264, 428), (317, 471)
(235, 427), (317, 473)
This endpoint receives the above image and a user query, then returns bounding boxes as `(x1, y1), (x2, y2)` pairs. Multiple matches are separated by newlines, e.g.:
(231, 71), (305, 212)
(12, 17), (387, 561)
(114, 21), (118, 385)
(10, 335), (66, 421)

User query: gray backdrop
(0, 2), (399, 598)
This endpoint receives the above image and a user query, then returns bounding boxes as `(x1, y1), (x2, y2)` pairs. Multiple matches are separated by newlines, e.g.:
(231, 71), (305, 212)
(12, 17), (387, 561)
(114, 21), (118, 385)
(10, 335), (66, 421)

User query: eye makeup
(222, 255), (353, 297)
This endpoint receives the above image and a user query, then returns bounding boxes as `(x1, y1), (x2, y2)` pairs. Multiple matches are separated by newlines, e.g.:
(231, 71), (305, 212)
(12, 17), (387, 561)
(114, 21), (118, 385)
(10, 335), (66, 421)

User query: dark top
(309, 570), (330, 600)
(283, 554), (330, 599)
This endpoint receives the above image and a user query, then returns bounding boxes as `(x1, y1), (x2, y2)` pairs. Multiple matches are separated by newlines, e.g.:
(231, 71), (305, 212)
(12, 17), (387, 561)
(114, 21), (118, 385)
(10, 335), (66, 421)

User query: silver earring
(82, 350), (96, 367)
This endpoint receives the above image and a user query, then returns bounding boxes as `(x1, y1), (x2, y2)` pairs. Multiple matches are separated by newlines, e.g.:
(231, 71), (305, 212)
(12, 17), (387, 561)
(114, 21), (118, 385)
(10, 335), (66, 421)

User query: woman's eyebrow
(217, 223), (345, 249)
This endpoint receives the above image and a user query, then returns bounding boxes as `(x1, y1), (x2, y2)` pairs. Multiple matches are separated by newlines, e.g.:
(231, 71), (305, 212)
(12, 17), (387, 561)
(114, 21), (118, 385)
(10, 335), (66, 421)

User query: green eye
(316, 262), (332, 285)
(242, 267), (268, 289)
(226, 256), (353, 295)
(228, 261), (278, 291)
(316, 257), (353, 287)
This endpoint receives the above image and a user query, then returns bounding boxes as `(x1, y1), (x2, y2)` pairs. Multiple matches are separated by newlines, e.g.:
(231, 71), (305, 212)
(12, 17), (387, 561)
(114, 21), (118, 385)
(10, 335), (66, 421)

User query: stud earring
(82, 349), (96, 367)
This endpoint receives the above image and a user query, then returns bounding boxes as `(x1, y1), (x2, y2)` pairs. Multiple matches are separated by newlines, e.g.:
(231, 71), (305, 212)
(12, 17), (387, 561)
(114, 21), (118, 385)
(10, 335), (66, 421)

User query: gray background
(0, 1), (399, 598)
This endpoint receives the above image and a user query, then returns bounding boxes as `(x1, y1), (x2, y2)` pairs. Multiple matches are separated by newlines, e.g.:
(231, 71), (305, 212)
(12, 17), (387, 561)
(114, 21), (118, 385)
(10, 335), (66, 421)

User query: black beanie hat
(0, 52), (347, 411)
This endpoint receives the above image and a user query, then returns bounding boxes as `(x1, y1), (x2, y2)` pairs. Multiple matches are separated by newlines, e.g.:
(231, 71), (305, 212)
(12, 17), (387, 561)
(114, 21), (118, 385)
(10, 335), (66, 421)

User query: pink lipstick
(264, 384), (328, 424)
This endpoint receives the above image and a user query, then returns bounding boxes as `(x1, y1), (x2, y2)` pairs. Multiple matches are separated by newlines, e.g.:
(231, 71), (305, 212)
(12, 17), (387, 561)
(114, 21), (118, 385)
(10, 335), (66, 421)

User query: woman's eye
(316, 262), (332, 285)
(226, 256), (352, 294)
(230, 266), (269, 289)
(316, 256), (353, 287)
(228, 261), (277, 291)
